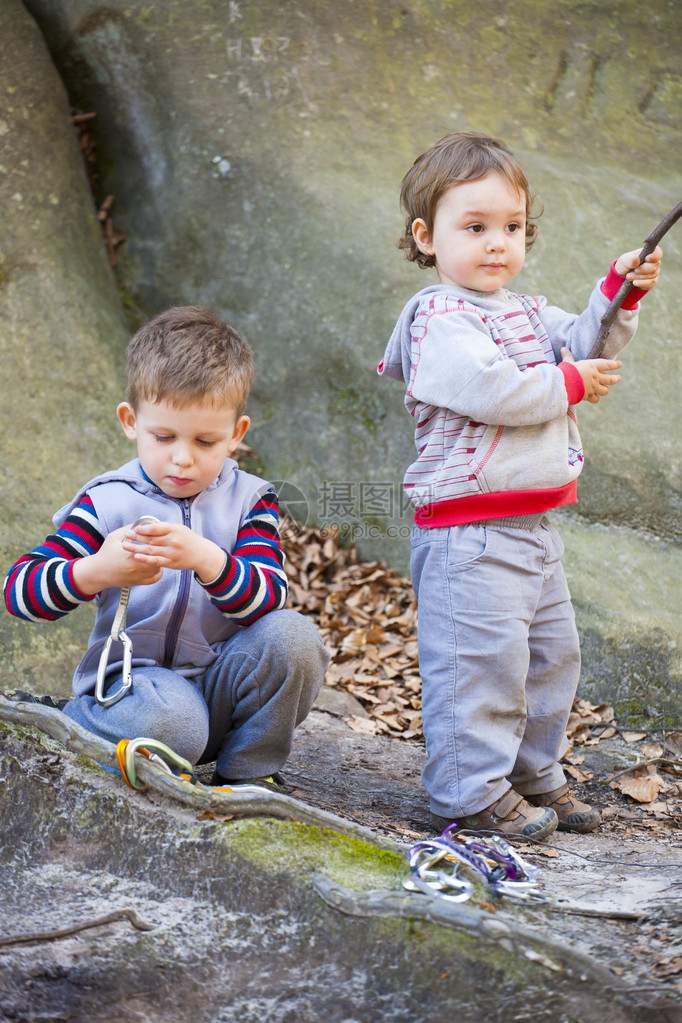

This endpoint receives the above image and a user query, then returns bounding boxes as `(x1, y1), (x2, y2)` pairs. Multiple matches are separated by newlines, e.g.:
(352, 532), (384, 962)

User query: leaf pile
(561, 701), (682, 830)
(282, 519), (422, 739)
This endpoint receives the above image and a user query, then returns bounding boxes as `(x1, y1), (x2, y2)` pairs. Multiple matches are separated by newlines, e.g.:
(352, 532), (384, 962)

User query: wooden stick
(588, 200), (682, 359)
(604, 756), (680, 782)
(0, 909), (153, 949)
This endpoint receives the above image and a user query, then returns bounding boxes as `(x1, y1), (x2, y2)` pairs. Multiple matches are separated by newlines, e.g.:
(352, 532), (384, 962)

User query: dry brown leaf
(641, 742), (664, 759)
(653, 956), (682, 978)
(645, 801), (674, 818)
(569, 723), (595, 744)
(565, 764), (593, 783)
(622, 731), (648, 743)
(563, 750), (586, 765)
(611, 765), (662, 803)
(345, 716), (378, 734)
(591, 703), (615, 721)
(664, 731), (682, 757)
(340, 629), (368, 654)
(567, 700), (617, 746)
(365, 624), (387, 645)
(514, 843), (560, 859)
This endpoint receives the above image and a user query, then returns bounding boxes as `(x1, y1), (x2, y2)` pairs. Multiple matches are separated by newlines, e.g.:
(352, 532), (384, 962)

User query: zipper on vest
(162, 499), (193, 669)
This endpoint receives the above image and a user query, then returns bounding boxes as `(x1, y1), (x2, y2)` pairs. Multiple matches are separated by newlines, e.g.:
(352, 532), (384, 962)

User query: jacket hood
(378, 285), (460, 384)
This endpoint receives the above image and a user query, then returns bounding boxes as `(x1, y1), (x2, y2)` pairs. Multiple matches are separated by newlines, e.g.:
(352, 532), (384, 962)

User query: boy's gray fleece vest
(53, 458), (272, 696)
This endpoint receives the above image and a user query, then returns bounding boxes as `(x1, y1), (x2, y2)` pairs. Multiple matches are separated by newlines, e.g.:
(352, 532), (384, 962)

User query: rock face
(1, 0), (680, 718)
(0, 1), (131, 687)
(0, 715), (675, 1023)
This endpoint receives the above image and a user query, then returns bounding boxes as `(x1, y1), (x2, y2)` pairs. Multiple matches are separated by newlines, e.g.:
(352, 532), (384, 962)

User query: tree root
(0, 696), (404, 853)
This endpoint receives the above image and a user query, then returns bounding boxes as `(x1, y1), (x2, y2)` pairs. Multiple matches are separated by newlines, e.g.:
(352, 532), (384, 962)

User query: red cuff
(66, 560), (96, 601)
(601, 260), (647, 310)
(559, 361), (585, 405)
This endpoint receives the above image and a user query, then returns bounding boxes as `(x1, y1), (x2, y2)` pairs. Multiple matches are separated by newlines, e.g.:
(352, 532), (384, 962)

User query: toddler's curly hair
(399, 131), (540, 269)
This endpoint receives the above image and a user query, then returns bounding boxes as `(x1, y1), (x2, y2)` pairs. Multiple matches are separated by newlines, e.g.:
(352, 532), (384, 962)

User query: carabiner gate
(94, 515), (160, 708)
(116, 737), (196, 789)
(95, 626), (133, 707)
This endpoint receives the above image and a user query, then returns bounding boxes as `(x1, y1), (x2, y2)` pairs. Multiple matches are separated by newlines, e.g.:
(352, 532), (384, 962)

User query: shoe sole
(431, 808), (558, 841)
(557, 815), (601, 833)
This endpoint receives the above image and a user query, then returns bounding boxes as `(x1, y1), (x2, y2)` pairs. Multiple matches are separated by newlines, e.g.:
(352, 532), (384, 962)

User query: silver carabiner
(95, 515), (160, 708)
(404, 841), (476, 903)
(403, 873), (474, 903)
(489, 879), (545, 900)
(95, 612), (133, 707)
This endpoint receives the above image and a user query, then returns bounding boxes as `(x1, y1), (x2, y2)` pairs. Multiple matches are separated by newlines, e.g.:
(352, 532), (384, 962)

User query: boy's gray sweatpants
(64, 609), (329, 779)
(411, 515), (580, 818)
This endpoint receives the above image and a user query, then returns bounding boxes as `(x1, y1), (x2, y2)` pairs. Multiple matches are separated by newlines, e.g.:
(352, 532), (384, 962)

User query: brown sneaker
(526, 783), (601, 833)
(431, 788), (558, 840)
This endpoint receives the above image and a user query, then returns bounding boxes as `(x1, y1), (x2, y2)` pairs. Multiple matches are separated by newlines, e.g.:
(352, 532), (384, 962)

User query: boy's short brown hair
(399, 130), (540, 269)
(125, 306), (254, 417)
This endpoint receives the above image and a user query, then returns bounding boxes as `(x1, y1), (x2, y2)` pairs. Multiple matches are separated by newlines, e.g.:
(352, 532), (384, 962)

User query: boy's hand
(72, 525), (163, 596)
(614, 245), (662, 290)
(560, 349), (622, 404)
(121, 520), (226, 584)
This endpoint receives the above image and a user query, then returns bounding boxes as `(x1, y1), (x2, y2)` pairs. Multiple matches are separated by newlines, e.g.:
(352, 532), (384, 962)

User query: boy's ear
(412, 218), (434, 256)
(228, 415), (250, 455)
(117, 402), (138, 440)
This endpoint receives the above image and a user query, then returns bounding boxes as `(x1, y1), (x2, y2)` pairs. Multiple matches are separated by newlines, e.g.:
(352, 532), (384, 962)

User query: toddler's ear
(116, 402), (138, 440)
(412, 218), (434, 256)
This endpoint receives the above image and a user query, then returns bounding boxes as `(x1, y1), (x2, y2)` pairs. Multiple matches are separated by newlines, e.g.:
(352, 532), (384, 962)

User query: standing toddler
(379, 131), (662, 838)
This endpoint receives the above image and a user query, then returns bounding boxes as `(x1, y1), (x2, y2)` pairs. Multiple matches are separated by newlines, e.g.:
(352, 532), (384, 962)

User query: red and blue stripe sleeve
(200, 491), (288, 624)
(3, 495), (102, 621)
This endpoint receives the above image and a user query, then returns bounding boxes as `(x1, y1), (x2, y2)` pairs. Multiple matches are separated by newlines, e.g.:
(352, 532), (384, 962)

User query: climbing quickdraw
(95, 515), (160, 708)
(403, 826), (542, 902)
(113, 737), (290, 798)
(115, 737), (198, 790)
(403, 843), (474, 902)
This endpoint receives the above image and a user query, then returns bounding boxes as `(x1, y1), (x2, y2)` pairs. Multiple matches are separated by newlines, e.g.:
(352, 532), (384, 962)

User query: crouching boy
(4, 306), (329, 785)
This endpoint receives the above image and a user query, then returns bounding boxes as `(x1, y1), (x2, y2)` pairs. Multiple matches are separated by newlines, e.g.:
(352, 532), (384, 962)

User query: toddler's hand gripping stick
(588, 199), (681, 359)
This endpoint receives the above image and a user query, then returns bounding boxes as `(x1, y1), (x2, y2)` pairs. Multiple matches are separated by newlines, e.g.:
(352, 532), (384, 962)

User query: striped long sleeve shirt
(4, 492), (287, 626)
